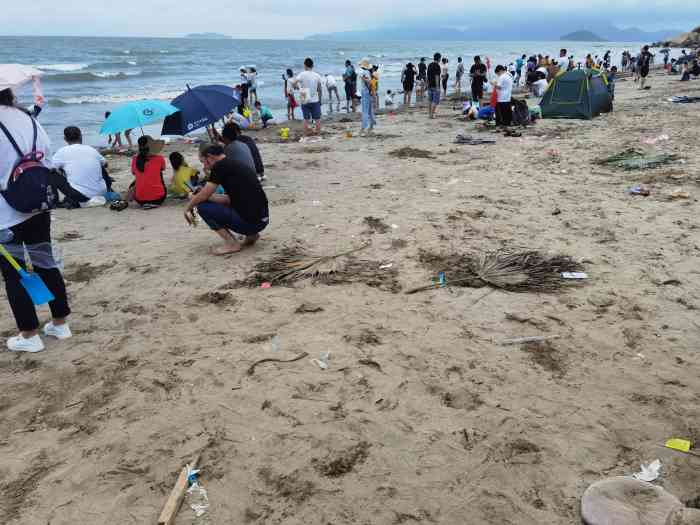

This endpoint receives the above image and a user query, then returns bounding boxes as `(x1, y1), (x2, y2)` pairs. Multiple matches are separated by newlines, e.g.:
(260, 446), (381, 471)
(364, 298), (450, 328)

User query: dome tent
(540, 69), (612, 120)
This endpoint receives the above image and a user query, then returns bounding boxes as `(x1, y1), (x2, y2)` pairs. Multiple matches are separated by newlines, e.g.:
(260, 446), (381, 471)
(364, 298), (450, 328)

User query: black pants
(51, 171), (89, 208)
(0, 212), (70, 332)
(496, 101), (513, 126)
(471, 81), (483, 102)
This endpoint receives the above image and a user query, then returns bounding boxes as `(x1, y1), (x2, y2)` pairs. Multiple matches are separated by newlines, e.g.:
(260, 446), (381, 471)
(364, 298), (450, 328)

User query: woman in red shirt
(129, 135), (166, 208)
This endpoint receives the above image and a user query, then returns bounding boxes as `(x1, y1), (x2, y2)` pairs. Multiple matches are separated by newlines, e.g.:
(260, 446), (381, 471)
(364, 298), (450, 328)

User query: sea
(1, 36), (660, 147)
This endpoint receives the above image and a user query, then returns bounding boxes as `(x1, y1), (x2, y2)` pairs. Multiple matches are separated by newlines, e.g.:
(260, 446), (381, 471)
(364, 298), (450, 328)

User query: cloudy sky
(2, 1), (695, 38)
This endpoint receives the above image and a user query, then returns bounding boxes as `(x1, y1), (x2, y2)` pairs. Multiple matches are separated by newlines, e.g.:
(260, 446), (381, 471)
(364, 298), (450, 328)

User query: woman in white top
(0, 88), (72, 353)
(441, 58), (450, 96)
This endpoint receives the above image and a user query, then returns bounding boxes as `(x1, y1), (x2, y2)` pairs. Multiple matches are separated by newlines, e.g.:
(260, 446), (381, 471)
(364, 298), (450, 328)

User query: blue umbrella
(162, 84), (240, 135)
(100, 100), (180, 135)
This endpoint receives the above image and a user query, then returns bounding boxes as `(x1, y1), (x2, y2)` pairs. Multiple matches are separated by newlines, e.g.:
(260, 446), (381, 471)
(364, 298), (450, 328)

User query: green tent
(540, 69), (612, 119)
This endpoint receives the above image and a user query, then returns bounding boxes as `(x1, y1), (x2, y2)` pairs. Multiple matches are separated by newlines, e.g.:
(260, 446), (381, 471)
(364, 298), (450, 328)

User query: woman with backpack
(0, 87), (72, 353)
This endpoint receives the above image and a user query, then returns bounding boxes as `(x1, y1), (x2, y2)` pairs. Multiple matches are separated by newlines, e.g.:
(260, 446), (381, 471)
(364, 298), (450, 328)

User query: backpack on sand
(512, 99), (531, 126)
(0, 113), (58, 213)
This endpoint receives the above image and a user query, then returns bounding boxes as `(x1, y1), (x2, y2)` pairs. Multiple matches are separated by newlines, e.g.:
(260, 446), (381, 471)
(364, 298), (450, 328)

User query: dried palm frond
(243, 243), (371, 285)
(472, 251), (582, 292)
(409, 249), (584, 294)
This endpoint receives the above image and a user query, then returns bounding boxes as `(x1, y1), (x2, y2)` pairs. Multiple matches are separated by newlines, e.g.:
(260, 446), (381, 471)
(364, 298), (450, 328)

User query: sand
(1, 70), (699, 525)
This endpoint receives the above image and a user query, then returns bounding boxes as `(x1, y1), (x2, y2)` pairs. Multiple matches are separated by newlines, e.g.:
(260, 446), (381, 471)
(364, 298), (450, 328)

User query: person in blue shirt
(515, 54), (525, 85)
(254, 101), (275, 128)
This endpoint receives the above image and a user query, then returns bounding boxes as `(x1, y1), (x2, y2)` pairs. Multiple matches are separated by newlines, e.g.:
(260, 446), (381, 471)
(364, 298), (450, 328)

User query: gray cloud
(1, 1), (695, 37)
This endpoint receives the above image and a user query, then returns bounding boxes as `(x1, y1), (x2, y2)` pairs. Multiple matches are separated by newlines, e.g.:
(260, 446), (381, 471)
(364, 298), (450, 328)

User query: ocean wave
(48, 91), (183, 106)
(43, 70), (163, 82)
(36, 63), (89, 72)
(87, 61), (140, 69)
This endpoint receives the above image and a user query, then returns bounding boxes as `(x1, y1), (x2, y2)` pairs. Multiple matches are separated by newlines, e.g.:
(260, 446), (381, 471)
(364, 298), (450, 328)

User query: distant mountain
(305, 24), (679, 43)
(561, 30), (607, 42)
(185, 32), (231, 40)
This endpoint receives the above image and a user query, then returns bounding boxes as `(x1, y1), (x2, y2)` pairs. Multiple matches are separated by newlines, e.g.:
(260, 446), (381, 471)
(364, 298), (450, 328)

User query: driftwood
(500, 335), (561, 346)
(157, 453), (201, 525)
(246, 352), (309, 376)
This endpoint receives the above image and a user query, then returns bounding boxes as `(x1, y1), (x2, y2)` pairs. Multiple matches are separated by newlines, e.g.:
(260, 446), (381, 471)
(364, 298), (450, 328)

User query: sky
(1, 1), (696, 38)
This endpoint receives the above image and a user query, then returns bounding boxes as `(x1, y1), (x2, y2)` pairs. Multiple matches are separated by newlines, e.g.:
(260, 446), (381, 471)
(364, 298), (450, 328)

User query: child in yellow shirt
(169, 152), (199, 198)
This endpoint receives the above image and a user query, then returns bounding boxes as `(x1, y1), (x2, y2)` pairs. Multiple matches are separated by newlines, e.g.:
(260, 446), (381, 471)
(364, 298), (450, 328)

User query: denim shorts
(428, 88), (441, 105)
(197, 202), (269, 236)
(301, 102), (322, 121)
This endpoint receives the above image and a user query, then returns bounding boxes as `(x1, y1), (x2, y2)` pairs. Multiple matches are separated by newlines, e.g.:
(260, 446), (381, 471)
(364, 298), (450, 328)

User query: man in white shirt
(52, 126), (109, 207)
(292, 58), (323, 135)
(493, 65), (514, 127)
(324, 74), (340, 113)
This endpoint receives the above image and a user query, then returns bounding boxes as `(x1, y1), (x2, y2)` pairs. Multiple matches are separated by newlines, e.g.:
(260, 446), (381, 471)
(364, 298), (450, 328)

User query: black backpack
(0, 113), (58, 213)
(512, 99), (531, 127)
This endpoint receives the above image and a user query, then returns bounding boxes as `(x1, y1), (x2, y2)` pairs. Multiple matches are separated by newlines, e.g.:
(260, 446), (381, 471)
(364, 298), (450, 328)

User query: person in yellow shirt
(169, 152), (199, 198)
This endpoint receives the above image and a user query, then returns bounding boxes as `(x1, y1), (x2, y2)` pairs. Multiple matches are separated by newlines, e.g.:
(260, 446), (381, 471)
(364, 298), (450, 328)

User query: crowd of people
(2, 42), (695, 352)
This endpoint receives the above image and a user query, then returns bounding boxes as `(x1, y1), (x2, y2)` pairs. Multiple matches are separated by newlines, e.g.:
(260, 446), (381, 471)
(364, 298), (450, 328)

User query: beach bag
(0, 114), (58, 213)
(512, 100), (530, 126)
(489, 88), (498, 108)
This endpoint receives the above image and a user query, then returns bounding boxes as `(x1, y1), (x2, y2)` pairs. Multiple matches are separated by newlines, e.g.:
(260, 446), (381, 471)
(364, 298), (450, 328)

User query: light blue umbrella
(100, 99), (180, 135)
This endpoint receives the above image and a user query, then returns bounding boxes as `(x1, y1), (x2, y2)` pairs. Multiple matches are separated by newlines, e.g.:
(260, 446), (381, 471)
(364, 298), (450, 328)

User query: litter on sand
(641, 134), (669, 145)
(454, 134), (496, 145)
(597, 149), (680, 170)
(668, 96), (700, 103)
(628, 185), (651, 196)
(632, 459), (661, 482)
(311, 351), (330, 370)
(665, 438), (692, 453)
(562, 272), (588, 279)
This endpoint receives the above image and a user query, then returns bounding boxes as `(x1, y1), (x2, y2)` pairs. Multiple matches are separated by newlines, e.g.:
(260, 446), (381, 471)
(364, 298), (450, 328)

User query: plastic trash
(379, 263), (393, 270)
(271, 335), (280, 353)
(632, 459), (661, 482)
(312, 351), (330, 370)
(562, 272), (588, 279)
(628, 185), (650, 196)
(438, 272), (446, 287)
(185, 467), (210, 521)
(641, 134), (669, 145)
(260, 282), (272, 289)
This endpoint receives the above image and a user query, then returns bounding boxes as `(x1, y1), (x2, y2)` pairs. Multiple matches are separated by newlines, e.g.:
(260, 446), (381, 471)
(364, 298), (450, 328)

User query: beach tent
(540, 69), (612, 120)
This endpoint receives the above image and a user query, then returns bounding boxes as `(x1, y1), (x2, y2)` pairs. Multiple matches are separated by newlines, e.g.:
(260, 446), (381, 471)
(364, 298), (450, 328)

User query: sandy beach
(1, 69), (699, 524)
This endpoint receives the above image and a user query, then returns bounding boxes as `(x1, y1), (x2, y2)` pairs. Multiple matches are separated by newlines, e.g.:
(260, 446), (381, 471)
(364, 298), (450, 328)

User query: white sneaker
(7, 334), (45, 353)
(43, 322), (72, 340)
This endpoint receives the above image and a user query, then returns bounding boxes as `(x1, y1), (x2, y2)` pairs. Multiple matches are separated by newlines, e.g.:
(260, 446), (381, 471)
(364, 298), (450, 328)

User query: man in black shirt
(418, 57), (427, 81)
(469, 56), (487, 103)
(639, 45), (653, 90)
(426, 52), (442, 118)
(185, 144), (269, 255)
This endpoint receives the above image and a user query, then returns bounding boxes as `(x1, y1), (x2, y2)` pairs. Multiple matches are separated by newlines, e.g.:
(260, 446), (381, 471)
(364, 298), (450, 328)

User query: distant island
(185, 32), (231, 40)
(560, 30), (607, 41)
(305, 23), (676, 42)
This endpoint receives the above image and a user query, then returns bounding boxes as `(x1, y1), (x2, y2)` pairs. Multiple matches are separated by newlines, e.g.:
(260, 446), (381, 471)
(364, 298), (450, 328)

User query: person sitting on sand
(185, 144), (269, 256)
(169, 152), (199, 198)
(52, 126), (110, 208)
(127, 136), (167, 209)
(385, 90), (395, 107)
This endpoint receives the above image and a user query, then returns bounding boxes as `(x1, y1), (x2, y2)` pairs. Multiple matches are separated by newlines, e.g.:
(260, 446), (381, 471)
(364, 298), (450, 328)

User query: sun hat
(358, 58), (372, 70)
